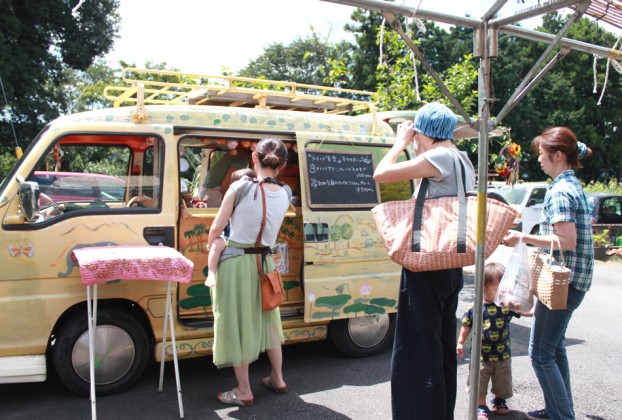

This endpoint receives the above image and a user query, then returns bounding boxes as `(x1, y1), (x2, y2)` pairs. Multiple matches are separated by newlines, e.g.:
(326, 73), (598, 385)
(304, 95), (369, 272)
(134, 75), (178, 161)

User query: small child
(456, 262), (527, 420)
(204, 167), (255, 287)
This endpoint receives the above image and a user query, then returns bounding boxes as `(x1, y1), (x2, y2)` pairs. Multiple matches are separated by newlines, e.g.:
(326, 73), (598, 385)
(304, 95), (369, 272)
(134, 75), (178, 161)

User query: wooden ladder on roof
(103, 68), (378, 115)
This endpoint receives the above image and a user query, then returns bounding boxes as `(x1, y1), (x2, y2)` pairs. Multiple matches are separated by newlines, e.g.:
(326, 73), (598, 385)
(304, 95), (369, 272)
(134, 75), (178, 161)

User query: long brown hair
(531, 127), (592, 169)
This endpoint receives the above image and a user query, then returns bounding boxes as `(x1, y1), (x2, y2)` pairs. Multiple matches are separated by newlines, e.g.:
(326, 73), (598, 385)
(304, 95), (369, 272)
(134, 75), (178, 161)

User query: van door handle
(143, 226), (174, 247)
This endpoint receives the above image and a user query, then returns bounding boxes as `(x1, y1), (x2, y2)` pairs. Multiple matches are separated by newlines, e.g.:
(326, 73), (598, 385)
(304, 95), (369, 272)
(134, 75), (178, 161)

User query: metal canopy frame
(320, 1), (622, 419)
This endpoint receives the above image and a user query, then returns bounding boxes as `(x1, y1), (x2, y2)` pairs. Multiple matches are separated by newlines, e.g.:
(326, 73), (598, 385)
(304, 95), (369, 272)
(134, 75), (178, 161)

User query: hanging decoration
(490, 137), (523, 185)
(592, 34), (622, 105)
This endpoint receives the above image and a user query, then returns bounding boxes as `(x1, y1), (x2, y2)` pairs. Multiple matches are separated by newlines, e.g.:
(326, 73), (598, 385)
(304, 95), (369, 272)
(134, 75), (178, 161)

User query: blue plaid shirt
(539, 170), (594, 292)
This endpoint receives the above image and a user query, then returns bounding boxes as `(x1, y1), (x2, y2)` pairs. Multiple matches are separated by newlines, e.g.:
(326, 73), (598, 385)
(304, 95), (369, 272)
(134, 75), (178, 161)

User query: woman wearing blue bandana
(374, 102), (476, 419)
(503, 127), (594, 420)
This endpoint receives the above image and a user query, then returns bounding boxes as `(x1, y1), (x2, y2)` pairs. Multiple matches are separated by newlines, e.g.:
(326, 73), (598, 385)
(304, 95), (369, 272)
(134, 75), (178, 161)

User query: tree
(343, 8), (384, 92)
(0, 0), (121, 155)
(238, 31), (354, 88)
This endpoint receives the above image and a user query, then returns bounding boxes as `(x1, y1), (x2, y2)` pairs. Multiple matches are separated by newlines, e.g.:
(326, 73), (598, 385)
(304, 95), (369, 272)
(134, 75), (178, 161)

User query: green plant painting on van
(309, 282), (397, 320)
(179, 284), (212, 315)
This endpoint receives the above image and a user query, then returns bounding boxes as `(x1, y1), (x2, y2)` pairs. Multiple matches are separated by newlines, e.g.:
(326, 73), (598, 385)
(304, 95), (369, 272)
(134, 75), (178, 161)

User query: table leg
(87, 284), (97, 420)
(159, 281), (184, 418)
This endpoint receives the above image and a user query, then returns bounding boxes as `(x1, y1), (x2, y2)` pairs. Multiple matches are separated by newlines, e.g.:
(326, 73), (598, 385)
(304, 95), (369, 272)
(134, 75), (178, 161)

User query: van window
(528, 188), (547, 205)
(499, 187), (527, 205)
(26, 134), (164, 222)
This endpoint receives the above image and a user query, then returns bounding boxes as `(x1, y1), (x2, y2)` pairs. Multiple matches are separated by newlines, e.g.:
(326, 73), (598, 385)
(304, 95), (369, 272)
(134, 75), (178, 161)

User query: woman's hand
(503, 230), (523, 247)
(396, 121), (415, 150)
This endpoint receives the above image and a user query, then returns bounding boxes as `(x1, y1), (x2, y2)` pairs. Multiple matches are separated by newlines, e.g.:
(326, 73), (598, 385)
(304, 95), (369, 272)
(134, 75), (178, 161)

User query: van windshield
(498, 187), (527, 205)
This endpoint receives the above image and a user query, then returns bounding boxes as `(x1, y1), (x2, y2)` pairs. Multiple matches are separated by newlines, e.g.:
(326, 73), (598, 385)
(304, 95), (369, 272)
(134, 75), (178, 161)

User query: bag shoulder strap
(255, 183), (267, 274)
(235, 178), (293, 207)
(412, 150), (468, 253)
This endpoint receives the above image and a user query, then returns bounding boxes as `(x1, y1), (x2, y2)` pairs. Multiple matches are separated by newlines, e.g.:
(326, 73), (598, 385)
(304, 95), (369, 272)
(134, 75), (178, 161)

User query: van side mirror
(527, 198), (537, 207)
(19, 181), (40, 222)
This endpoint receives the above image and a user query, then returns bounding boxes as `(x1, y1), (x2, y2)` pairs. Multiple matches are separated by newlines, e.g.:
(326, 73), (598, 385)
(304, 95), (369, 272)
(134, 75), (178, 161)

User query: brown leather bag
(255, 183), (285, 311)
(260, 270), (284, 311)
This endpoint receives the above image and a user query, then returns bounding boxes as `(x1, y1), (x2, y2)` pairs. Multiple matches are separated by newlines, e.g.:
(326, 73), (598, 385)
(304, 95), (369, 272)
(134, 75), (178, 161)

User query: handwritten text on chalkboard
(304, 150), (379, 208)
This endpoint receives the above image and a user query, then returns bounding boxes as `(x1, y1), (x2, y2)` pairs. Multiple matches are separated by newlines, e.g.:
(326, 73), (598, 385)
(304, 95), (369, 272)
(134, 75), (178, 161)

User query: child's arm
(456, 325), (471, 357)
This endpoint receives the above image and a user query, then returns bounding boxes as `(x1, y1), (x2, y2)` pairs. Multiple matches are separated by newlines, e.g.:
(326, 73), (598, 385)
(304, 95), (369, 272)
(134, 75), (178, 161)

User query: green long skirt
(211, 241), (283, 368)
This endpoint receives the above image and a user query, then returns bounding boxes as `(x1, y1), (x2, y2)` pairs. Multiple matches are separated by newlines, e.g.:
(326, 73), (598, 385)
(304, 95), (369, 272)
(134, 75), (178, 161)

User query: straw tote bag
(528, 237), (571, 310)
(372, 152), (517, 272)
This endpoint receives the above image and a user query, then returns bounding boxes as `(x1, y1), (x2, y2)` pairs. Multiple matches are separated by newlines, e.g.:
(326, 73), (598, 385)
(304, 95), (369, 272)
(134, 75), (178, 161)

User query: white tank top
(228, 181), (290, 246)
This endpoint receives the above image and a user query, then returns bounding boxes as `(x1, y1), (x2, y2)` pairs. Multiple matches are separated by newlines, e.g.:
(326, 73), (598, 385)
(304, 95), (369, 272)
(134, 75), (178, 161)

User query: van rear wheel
(52, 308), (150, 396)
(329, 314), (395, 357)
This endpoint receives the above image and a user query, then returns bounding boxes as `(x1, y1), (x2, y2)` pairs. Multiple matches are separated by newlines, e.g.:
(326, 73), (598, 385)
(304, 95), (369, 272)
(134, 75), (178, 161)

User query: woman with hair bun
(503, 127), (594, 420)
(207, 138), (291, 406)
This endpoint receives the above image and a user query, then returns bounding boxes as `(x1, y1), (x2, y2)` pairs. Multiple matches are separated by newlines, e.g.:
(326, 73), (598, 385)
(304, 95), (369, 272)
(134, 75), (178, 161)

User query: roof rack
(103, 68), (379, 115)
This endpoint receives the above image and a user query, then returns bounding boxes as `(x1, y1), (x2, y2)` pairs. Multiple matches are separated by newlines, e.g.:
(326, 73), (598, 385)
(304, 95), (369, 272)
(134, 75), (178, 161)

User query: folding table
(72, 245), (194, 420)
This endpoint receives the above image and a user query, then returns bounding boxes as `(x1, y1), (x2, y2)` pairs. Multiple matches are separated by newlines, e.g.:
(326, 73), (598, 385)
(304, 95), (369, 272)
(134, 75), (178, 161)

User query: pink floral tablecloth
(72, 245), (193, 286)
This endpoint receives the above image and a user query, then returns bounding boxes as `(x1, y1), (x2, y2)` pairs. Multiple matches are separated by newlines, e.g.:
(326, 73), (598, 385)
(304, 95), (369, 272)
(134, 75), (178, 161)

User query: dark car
(586, 193), (622, 225)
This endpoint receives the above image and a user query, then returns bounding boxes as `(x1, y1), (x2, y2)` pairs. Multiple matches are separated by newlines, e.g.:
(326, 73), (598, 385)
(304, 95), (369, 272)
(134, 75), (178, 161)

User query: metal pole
(491, 0), (583, 27)
(468, 19), (493, 420)
(320, 0), (622, 62)
(499, 22), (622, 59)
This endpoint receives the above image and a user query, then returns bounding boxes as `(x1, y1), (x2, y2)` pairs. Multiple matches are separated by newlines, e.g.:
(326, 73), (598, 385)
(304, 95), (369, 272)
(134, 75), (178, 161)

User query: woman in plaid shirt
(503, 127), (593, 420)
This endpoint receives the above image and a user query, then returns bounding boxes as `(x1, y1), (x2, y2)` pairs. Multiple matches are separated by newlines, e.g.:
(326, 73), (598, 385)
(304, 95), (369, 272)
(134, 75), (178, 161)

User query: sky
(103, 0), (616, 75)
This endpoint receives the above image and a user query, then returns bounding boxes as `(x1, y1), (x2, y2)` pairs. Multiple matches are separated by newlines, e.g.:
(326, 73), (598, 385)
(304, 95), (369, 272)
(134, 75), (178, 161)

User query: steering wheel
(126, 196), (144, 207)
(39, 192), (64, 214)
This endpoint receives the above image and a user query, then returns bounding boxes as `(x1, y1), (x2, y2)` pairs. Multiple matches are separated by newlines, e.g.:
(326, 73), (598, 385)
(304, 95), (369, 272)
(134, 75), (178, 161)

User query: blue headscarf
(413, 102), (457, 140)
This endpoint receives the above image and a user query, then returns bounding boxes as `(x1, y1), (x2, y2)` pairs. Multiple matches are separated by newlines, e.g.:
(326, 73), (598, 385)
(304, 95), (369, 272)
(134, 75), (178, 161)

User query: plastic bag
(494, 239), (534, 313)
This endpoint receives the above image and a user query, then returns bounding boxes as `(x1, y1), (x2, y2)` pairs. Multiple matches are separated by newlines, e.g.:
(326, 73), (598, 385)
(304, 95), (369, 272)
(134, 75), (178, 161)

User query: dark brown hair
(484, 262), (505, 286)
(531, 127), (592, 169)
(255, 138), (288, 170)
(230, 168), (255, 182)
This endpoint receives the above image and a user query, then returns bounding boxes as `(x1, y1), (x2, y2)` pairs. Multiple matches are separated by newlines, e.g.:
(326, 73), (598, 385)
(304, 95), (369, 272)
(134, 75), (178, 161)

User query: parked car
(586, 193), (622, 246)
(32, 171), (126, 203)
(498, 182), (549, 234)
(586, 193), (622, 225)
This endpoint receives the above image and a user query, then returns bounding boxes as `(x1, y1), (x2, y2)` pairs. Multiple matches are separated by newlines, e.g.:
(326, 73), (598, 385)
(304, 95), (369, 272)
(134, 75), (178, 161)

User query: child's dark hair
(484, 262), (505, 286)
(255, 138), (287, 170)
(230, 168), (256, 182)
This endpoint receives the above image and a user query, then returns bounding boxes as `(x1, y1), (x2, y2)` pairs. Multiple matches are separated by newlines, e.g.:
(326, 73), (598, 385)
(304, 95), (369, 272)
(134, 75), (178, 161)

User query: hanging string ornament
(491, 139), (523, 185)
(408, 0), (425, 101)
(592, 34), (622, 105)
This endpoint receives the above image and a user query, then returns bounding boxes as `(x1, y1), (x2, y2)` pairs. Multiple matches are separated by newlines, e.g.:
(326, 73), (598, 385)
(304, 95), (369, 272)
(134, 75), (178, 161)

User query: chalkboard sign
(304, 150), (380, 208)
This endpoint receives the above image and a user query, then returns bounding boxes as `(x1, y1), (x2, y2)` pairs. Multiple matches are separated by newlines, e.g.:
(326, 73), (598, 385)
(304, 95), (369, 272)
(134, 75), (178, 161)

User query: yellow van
(0, 69), (418, 395)
(1, 69), (488, 395)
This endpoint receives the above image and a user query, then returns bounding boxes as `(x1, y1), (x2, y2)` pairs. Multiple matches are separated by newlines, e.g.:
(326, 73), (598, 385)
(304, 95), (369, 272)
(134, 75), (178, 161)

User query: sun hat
(413, 102), (457, 140)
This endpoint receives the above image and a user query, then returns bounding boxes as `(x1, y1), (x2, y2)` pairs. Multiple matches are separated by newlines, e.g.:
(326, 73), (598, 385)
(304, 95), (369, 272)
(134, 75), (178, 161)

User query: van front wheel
(329, 314), (395, 357)
(52, 308), (150, 396)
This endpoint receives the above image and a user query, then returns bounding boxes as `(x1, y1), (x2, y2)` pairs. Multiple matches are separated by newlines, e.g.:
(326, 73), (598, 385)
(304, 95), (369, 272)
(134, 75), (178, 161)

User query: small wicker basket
(528, 238), (571, 310)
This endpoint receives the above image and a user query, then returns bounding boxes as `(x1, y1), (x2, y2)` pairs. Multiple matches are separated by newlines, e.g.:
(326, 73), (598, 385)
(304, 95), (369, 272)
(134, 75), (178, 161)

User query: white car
(498, 182), (549, 234)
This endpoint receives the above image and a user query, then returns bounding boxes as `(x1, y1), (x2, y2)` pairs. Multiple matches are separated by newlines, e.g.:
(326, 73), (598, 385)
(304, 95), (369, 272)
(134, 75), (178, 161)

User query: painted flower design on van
(310, 282), (396, 320)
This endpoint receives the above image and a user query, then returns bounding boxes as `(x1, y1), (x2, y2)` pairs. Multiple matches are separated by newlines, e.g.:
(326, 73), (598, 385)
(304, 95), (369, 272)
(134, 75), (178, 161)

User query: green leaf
(315, 294), (352, 310)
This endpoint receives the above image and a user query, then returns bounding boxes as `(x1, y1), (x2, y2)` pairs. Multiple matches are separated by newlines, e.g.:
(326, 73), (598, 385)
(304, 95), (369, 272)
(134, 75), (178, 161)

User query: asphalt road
(1, 250), (621, 420)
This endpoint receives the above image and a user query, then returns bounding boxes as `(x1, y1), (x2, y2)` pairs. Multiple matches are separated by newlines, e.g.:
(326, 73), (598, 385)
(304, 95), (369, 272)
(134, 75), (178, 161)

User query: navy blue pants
(391, 267), (463, 420)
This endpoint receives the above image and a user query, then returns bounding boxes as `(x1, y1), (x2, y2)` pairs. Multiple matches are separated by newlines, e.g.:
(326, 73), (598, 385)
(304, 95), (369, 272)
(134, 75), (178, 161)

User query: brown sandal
(262, 376), (287, 394)
(217, 388), (253, 406)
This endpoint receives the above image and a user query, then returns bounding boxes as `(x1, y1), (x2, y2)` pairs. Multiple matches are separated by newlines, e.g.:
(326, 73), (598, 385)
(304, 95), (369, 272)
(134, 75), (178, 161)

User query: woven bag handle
(412, 151), (467, 253)
(548, 236), (567, 268)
